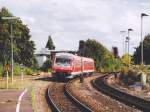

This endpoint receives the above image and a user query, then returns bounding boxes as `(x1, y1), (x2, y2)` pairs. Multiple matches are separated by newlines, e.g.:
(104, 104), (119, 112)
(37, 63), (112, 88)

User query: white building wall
(36, 56), (47, 67)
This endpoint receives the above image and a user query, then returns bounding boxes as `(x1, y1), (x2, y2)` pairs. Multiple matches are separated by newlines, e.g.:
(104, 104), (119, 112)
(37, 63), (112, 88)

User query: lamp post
(120, 31), (126, 55)
(127, 28), (133, 68)
(125, 37), (128, 54)
(141, 13), (149, 65)
(1, 17), (20, 84)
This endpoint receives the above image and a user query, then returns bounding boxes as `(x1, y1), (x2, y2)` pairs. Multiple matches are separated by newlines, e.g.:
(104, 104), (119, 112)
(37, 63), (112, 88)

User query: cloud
(0, 0), (150, 56)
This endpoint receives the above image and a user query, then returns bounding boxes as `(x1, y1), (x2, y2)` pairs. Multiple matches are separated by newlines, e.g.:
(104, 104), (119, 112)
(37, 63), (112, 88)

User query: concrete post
(141, 73), (147, 86)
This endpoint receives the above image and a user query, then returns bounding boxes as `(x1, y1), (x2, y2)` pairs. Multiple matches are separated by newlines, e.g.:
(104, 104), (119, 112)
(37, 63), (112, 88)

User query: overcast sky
(1, 0), (150, 56)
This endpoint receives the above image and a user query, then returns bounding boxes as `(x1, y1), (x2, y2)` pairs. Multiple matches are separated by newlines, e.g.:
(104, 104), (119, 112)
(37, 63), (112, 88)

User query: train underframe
(53, 71), (93, 79)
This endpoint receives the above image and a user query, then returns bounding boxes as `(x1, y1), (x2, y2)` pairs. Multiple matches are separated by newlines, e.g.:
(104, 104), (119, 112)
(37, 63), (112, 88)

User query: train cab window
(55, 58), (71, 66)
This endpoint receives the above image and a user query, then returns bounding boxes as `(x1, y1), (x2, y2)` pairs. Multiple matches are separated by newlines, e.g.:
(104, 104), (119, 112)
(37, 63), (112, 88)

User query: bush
(121, 66), (128, 75)
(24, 68), (34, 75)
(128, 69), (137, 76)
(0, 63), (36, 76)
(114, 58), (123, 71)
(100, 56), (123, 73)
(0, 63), (21, 76)
(40, 60), (52, 72)
(0, 64), (3, 77)
(120, 68), (141, 85)
(130, 65), (150, 82)
(13, 64), (21, 76)
(147, 75), (150, 83)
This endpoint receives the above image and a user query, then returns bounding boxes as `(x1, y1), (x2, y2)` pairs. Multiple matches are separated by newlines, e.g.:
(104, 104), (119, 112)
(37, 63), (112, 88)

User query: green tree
(133, 34), (150, 64)
(122, 54), (132, 66)
(0, 7), (12, 66)
(0, 7), (36, 67)
(46, 36), (55, 50)
(78, 39), (123, 71)
(78, 39), (111, 70)
(41, 59), (52, 72)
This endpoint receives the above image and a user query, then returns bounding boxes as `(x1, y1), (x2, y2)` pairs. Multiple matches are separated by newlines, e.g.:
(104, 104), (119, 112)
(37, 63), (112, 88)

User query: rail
(92, 74), (150, 111)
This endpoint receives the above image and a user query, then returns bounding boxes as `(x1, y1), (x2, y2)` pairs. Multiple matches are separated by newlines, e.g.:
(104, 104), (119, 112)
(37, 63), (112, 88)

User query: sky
(1, 0), (150, 56)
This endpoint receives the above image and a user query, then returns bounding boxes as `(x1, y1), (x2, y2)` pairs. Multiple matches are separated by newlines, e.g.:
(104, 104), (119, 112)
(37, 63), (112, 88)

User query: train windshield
(55, 58), (71, 66)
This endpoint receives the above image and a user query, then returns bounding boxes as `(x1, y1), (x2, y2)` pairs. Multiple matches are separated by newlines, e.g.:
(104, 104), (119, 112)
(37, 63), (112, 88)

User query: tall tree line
(0, 7), (36, 67)
(133, 34), (150, 64)
(78, 39), (122, 71)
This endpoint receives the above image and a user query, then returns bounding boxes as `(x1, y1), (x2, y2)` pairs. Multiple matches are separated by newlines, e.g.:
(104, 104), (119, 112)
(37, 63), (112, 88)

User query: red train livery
(52, 53), (95, 78)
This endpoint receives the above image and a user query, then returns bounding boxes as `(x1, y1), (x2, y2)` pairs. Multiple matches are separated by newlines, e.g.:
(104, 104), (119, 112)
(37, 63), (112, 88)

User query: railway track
(92, 75), (150, 112)
(47, 78), (93, 112)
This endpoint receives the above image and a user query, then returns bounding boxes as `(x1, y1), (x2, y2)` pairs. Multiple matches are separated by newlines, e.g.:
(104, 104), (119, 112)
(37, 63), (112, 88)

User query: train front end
(52, 53), (73, 78)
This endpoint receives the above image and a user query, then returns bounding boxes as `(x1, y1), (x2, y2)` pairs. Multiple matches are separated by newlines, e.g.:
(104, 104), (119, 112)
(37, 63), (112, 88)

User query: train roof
(56, 53), (76, 58)
(55, 53), (94, 62)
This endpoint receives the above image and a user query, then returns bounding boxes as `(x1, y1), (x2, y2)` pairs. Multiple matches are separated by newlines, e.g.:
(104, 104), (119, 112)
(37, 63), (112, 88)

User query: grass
(0, 78), (21, 89)
(0, 76), (33, 89)
(31, 88), (38, 112)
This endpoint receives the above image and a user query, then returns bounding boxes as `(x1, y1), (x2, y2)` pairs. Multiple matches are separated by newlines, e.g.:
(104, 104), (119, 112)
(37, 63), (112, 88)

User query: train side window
(74, 60), (81, 67)
(84, 61), (94, 67)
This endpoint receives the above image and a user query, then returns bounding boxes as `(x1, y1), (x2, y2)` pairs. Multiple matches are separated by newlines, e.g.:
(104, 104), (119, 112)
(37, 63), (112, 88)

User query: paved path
(0, 89), (33, 112)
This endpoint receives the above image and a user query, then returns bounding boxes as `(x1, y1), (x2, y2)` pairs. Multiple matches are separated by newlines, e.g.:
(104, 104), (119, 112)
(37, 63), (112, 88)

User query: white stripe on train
(71, 70), (94, 75)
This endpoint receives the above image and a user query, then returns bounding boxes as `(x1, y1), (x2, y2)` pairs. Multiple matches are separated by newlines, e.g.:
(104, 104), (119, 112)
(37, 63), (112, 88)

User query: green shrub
(24, 68), (34, 75)
(0, 63), (22, 76)
(48, 68), (52, 73)
(128, 69), (138, 77)
(100, 56), (123, 73)
(147, 75), (150, 83)
(13, 64), (21, 76)
(130, 65), (150, 82)
(0, 63), (36, 76)
(121, 66), (128, 75)
(120, 69), (141, 85)
(40, 60), (52, 72)
(0, 64), (3, 77)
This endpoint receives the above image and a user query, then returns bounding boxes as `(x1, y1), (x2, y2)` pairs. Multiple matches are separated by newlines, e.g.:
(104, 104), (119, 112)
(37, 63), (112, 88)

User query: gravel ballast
(67, 75), (141, 112)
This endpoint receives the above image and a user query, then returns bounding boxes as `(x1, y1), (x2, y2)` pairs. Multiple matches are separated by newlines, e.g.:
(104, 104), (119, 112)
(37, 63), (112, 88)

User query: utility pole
(10, 21), (14, 84)
(127, 28), (133, 68)
(1, 17), (20, 84)
(120, 31), (126, 56)
(125, 37), (128, 54)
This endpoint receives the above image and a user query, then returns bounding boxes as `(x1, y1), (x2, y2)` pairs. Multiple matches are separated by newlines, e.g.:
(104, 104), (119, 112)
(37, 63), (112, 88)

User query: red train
(52, 53), (95, 78)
